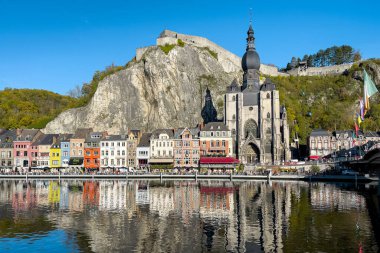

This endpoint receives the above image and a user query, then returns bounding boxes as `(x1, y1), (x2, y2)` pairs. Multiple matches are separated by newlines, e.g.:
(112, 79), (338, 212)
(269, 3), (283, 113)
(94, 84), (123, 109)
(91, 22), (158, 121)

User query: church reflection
(0, 180), (378, 252)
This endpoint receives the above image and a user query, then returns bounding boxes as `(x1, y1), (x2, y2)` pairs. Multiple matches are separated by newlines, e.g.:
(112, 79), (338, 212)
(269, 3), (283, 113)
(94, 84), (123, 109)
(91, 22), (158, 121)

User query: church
(224, 24), (291, 165)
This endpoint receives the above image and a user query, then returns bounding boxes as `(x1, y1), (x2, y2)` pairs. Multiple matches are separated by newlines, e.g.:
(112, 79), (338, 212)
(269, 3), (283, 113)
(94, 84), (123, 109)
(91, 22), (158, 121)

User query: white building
(149, 129), (174, 167)
(136, 133), (151, 168)
(100, 135), (128, 169)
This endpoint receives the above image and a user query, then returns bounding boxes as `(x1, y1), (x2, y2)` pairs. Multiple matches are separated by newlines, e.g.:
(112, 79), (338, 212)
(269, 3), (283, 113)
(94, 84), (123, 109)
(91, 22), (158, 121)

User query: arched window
(266, 93), (270, 99)
(267, 112), (271, 118)
(244, 119), (259, 138)
(232, 95), (235, 101)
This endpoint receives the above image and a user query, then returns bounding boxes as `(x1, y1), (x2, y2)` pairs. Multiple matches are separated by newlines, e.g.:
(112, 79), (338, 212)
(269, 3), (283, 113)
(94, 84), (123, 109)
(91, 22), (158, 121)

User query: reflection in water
(0, 180), (378, 252)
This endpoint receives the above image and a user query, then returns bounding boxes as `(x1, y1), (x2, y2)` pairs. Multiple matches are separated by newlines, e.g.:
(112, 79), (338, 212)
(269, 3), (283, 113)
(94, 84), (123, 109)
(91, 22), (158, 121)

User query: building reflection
(0, 180), (378, 252)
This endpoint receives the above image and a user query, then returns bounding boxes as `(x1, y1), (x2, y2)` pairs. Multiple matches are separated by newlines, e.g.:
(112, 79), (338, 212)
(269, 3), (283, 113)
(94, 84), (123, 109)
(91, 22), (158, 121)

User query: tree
(353, 52), (362, 62)
(290, 57), (298, 69)
(67, 85), (82, 98)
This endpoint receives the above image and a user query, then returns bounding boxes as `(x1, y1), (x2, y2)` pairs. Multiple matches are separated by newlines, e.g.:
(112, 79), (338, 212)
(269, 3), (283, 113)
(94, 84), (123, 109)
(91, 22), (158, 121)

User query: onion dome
(242, 25), (260, 71)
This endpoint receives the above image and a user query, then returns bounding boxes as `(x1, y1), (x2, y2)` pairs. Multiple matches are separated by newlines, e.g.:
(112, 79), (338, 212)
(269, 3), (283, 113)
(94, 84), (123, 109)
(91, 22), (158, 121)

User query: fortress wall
(260, 64), (289, 77)
(291, 63), (353, 76)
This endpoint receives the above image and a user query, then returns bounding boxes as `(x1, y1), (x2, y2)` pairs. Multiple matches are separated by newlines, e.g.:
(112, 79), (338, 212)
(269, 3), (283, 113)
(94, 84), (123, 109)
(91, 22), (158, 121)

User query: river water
(0, 179), (378, 253)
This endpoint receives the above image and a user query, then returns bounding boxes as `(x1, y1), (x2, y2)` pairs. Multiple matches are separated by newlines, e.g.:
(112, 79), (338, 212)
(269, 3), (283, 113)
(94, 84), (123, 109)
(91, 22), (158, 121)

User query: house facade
(84, 132), (105, 169)
(136, 133), (151, 168)
(149, 129), (174, 168)
(0, 130), (17, 171)
(100, 135), (128, 169)
(173, 128), (200, 168)
(13, 129), (42, 171)
(199, 122), (233, 157)
(69, 128), (93, 167)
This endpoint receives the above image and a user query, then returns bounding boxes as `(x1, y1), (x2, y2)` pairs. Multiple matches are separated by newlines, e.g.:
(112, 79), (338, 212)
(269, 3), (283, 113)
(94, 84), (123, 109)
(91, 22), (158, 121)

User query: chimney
(16, 128), (22, 136)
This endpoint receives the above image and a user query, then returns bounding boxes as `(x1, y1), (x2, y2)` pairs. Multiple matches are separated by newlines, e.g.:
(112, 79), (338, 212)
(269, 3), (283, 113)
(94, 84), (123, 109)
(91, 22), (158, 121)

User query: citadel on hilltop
(137, 29), (353, 77)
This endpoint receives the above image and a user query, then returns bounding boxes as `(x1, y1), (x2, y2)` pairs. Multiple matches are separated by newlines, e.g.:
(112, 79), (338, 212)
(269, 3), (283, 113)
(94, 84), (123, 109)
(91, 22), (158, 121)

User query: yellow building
(50, 142), (61, 168)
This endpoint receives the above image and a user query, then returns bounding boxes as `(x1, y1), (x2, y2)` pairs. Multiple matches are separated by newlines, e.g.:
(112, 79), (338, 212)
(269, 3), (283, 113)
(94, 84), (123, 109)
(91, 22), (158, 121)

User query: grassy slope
(0, 88), (78, 129)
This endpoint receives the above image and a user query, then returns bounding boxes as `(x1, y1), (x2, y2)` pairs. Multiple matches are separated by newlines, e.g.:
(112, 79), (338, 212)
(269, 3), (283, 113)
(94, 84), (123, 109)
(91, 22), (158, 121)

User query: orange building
(199, 122), (233, 157)
(84, 132), (105, 170)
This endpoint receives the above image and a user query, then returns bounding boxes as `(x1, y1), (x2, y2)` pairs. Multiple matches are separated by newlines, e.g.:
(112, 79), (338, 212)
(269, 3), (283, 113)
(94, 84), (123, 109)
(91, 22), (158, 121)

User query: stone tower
(224, 24), (290, 165)
(201, 87), (218, 124)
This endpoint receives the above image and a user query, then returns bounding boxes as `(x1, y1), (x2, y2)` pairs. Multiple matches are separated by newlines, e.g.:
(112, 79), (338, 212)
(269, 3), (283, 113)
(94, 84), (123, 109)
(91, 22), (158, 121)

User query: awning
(69, 158), (84, 165)
(200, 157), (240, 164)
(149, 158), (173, 164)
(309, 155), (320, 160)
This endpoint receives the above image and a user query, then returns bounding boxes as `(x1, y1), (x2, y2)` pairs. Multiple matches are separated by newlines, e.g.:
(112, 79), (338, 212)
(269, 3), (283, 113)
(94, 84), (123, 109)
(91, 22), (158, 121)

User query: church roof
(260, 79), (276, 91)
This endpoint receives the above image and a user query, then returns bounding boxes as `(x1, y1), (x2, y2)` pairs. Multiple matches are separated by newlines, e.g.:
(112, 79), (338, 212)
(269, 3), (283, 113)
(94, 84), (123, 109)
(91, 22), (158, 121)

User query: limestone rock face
(44, 45), (242, 134)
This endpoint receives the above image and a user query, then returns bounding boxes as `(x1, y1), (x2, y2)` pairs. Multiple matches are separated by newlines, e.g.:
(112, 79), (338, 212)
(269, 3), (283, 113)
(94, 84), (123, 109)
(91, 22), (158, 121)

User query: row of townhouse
(308, 129), (380, 160)
(0, 122), (238, 171)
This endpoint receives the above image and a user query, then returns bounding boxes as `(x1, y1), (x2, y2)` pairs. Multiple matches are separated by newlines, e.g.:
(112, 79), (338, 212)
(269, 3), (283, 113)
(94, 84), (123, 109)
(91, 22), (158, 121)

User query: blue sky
(0, 0), (379, 95)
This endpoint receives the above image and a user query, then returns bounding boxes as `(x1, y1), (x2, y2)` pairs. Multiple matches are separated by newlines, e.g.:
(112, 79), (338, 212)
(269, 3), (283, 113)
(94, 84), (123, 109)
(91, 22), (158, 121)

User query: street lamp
(349, 151), (351, 161)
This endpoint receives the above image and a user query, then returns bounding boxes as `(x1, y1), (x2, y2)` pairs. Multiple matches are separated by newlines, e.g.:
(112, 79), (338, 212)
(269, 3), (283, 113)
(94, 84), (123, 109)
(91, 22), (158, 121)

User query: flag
(352, 130), (356, 146)
(359, 99), (365, 120)
(354, 123), (359, 137)
(357, 113), (362, 126)
(363, 69), (378, 113)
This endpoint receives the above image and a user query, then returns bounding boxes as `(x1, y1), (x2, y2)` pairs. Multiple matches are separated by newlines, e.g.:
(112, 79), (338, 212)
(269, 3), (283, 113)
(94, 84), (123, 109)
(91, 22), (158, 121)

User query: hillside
(273, 59), (380, 144)
(0, 89), (78, 129)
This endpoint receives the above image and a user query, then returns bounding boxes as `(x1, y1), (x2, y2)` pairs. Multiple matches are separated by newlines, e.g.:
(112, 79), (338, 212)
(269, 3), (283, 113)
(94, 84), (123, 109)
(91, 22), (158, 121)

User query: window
(267, 112), (270, 118)
(94, 151), (99, 155)
(24, 151), (27, 156)
(232, 129), (236, 135)
(267, 93), (270, 99)
(232, 95), (235, 101)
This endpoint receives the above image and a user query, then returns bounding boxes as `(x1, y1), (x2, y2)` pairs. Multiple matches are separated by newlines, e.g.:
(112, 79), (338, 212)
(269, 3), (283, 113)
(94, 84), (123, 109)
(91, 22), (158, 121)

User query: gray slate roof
(0, 130), (17, 148)
(201, 122), (229, 132)
(72, 128), (93, 139)
(33, 134), (58, 146)
(174, 127), (200, 139)
(310, 129), (331, 137)
(137, 133), (152, 147)
(364, 131), (380, 137)
(151, 129), (174, 139)
(16, 129), (41, 141)
(101, 135), (128, 141)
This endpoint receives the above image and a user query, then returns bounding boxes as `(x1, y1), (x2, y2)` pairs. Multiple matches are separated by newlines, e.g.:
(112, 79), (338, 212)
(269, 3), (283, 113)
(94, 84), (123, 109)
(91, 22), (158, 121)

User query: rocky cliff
(44, 44), (242, 134)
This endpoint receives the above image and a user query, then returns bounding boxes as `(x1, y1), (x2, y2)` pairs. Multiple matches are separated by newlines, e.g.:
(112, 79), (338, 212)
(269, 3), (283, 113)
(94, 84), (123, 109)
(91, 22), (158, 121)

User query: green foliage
(159, 44), (176, 54)
(310, 165), (320, 173)
(150, 164), (174, 170)
(273, 73), (361, 144)
(285, 45), (361, 69)
(0, 89), (77, 129)
(177, 39), (185, 47)
(203, 47), (218, 60)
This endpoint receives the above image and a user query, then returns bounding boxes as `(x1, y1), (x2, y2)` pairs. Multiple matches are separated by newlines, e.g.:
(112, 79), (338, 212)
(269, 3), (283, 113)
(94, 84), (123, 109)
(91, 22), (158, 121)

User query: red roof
(200, 157), (240, 164)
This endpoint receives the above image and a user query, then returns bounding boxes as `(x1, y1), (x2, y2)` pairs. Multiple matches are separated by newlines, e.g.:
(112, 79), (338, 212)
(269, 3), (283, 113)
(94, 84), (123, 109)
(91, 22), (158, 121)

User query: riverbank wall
(0, 174), (378, 182)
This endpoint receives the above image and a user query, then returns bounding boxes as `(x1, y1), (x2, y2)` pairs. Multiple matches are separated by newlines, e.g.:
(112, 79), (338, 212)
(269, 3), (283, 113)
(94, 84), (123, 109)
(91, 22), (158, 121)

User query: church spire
(241, 22), (261, 91)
